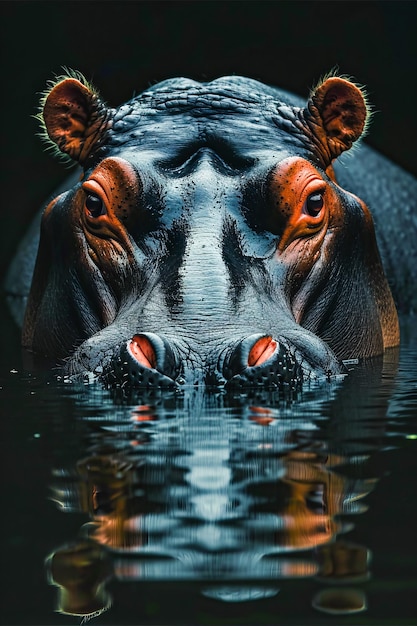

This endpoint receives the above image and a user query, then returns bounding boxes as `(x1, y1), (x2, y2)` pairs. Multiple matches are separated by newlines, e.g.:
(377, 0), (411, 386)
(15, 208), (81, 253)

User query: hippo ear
(40, 73), (110, 164)
(304, 76), (370, 163)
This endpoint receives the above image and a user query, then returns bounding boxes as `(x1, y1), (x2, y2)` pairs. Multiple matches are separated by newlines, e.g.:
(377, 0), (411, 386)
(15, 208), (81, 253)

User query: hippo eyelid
(299, 177), (327, 211)
(84, 192), (106, 218)
(82, 180), (109, 218)
(303, 190), (325, 218)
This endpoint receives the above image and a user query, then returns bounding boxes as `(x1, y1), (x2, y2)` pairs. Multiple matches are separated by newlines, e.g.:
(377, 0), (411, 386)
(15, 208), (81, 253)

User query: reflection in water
(46, 540), (112, 619)
(311, 587), (367, 615)
(44, 349), (403, 619)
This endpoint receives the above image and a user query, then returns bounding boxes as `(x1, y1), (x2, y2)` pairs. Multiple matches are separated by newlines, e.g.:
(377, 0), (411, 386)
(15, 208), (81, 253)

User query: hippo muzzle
(104, 333), (302, 392)
(75, 331), (331, 392)
(18, 71), (399, 391)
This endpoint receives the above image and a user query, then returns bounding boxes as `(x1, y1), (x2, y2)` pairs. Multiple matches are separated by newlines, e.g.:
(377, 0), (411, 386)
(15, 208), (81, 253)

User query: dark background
(1, 0), (416, 284)
(0, 4), (416, 625)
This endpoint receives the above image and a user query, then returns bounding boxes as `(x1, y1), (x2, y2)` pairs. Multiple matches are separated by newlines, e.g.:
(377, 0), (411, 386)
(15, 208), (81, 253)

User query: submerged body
(6, 71), (416, 390)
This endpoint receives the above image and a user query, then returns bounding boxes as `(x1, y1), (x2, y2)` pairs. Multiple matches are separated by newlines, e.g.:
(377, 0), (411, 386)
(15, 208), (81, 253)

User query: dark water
(1, 305), (416, 626)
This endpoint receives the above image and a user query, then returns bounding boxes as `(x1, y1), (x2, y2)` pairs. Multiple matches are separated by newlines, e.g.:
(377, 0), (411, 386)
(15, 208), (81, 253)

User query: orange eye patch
(269, 157), (339, 252)
(81, 157), (140, 229)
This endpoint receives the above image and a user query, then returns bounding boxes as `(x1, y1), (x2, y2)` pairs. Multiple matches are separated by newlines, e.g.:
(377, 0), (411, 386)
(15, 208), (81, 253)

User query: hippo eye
(85, 193), (105, 218)
(304, 192), (324, 217)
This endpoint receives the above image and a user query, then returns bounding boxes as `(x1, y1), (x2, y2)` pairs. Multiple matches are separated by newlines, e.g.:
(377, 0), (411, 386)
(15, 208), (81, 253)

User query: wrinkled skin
(7, 71), (412, 391)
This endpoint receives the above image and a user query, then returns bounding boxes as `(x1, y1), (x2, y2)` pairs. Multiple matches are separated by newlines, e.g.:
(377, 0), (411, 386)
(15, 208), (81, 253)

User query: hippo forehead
(102, 76), (314, 167)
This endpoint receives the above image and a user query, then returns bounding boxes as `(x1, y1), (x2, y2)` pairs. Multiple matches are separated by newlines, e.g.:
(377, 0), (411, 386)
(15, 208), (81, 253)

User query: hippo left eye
(304, 192), (324, 217)
(85, 193), (106, 218)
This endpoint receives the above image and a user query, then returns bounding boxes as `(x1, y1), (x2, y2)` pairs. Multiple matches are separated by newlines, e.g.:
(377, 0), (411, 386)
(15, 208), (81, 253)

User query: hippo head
(22, 71), (399, 391)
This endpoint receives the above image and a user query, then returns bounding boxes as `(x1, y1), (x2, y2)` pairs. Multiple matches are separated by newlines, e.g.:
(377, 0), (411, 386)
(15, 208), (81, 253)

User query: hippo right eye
(85, 193), (106, 218)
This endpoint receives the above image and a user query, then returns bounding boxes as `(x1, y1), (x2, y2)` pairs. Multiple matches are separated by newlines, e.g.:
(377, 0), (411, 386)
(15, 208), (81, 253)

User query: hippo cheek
(220, 334), (303, 392)
(103, 332), (182, 389)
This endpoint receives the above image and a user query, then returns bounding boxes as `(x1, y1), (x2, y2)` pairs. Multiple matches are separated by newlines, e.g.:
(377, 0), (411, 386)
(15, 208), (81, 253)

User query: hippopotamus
(5, 70), (417, 391)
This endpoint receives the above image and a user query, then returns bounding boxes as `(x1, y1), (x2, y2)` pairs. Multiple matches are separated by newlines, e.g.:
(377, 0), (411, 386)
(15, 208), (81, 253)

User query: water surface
(1, 305), (416, 625)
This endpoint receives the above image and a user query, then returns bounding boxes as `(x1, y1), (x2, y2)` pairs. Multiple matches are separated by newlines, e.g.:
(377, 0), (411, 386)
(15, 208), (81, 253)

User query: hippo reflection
(45, 359), (393, 618)
(9, 70), (411, 390)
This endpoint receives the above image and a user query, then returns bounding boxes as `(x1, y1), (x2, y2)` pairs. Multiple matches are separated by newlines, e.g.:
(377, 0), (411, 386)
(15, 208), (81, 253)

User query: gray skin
(4, 73), (416, 391)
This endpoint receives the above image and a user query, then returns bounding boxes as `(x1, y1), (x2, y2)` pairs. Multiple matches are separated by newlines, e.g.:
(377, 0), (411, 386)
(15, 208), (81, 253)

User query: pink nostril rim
(248, 336), (278, 367)
(128, 335), (157, 369)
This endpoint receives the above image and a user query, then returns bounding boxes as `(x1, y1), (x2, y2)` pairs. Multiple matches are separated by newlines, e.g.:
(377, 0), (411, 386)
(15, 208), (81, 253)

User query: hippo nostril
(248, 336), (278, 367)
(129, 334), (157, 369)
(128, 332), (178, 376)
(220, 333), (302, 392)
(106, 332), (181, 389)
(223, 333), (279, 377)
